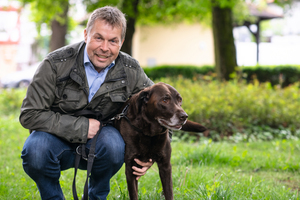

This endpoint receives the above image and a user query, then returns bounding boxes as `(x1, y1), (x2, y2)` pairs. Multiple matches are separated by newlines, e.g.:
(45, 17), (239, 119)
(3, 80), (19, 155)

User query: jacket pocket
(58, 88), (80, 112)
(109, 93), (128, 103)
(99, 92), (128, 119)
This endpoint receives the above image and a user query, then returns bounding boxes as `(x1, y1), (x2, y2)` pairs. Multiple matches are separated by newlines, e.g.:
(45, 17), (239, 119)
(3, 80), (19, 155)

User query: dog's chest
(133, 135), (168, 162)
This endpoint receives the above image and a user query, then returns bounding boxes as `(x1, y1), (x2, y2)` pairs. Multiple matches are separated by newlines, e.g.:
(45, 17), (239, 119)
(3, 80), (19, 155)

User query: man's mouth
(95, 53), (109, 60)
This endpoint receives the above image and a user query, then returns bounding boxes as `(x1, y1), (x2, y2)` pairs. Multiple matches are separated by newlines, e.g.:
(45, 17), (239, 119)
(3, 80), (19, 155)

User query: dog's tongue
(168, 124), (182, 130)
(173, 125), (182, 129)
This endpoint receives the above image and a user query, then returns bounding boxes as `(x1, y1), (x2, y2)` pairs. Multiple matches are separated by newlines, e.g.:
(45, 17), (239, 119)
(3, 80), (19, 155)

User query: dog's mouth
(157, 118), (185, 130)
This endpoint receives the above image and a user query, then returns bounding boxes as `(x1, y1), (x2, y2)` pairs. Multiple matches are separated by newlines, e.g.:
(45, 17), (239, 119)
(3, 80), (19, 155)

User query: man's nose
(101, 40), (109, 51)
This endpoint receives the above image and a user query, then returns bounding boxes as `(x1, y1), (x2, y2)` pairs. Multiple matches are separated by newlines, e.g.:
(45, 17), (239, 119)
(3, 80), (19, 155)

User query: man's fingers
(134, 158), (153, 167)
(87, 119), (101, 139)
(132, 166), (147, 180)
(132, 166), (147, 174)
(132, 158), (154, 180)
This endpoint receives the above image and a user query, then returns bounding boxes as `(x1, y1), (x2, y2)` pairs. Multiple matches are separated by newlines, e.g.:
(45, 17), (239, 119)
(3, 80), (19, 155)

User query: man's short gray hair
(86, 6), (127, 41)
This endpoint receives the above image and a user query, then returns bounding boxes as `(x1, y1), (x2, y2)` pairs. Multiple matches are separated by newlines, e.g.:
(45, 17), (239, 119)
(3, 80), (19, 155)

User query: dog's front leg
(125, 162), (138, 200)
(157, 142), (174, 200)
(157, 160), (173, 200)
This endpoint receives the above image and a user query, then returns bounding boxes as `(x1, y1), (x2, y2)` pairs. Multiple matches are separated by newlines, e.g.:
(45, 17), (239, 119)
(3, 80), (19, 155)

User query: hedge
(143, 65), (300, 87)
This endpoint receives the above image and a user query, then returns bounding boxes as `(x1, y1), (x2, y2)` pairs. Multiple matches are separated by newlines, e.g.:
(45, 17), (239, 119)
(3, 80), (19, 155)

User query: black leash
(71, 104), (141, 200)
(71, 109), (108, 200)
(73, 122), (104, 200)
(112, 104), (143, 133)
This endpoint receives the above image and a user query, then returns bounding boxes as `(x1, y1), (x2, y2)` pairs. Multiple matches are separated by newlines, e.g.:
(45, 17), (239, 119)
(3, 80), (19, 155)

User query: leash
(112, 104), (144, 133)
(71, 109), (111, 200)
(73, 123), (104, 200)
(71, 104), (142, 200)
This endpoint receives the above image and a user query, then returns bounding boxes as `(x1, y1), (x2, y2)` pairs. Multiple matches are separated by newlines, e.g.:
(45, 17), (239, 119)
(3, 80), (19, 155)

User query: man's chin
(92, 60), (110, 71)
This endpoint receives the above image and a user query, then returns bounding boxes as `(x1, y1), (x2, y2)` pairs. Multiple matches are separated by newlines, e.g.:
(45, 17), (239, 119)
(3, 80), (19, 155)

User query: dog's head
(137, 82), (188, 130)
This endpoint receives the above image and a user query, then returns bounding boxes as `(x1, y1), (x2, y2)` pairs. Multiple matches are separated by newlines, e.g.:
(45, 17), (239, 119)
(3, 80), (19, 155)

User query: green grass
(1, 115), (299, 199)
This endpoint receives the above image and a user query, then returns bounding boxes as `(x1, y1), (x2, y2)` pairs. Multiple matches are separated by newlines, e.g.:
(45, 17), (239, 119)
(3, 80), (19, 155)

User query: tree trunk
(120, 0), (139, 55)
(121, 17), (135, 55)
(50, 3), (69, 52)
(212, 6), (237, 81)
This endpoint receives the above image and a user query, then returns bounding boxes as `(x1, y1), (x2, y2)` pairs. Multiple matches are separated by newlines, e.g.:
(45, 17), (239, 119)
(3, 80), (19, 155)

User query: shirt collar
(84, 46), (115, 71)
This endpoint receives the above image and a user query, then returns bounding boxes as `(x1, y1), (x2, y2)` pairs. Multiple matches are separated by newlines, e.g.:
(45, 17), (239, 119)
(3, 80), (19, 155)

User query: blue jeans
(21, 125), (125, 200)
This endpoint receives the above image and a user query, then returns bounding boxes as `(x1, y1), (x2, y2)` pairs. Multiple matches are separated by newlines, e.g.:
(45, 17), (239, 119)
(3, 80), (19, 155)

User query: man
(20, 6), (153, 200)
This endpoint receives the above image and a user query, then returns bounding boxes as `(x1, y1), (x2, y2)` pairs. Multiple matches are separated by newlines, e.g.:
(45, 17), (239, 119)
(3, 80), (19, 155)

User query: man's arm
(19, 60), (89, 143)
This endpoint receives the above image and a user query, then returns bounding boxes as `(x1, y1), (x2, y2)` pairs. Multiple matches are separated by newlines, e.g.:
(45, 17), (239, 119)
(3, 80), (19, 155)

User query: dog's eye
(162, 97), (170, 103)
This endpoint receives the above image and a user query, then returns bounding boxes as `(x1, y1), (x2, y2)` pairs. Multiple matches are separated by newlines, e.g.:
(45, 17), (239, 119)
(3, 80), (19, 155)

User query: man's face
(84, 19), (124, 72)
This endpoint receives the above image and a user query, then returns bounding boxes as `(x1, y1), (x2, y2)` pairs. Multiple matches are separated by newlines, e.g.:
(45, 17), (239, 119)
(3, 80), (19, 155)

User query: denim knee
(92, 125), (125, 168)
(21, 132), (61, 179)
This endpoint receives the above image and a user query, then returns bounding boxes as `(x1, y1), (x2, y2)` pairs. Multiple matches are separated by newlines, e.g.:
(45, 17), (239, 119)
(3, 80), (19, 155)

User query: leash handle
(73, 122), (104, 200)
(72, 150), (81, 200)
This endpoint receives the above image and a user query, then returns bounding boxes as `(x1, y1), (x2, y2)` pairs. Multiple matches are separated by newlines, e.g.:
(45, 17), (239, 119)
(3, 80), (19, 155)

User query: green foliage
(1, 88), (300, 199)
(154, 77), (300, 141)
(143, 65), (215, 80)
(0, 89), (26, 117)
(144, 64), (300, 87)
(171, 140), (300, 172)
(1, 117), (299, 199)
(83, 0), (249, 26)
(18, 0), (79, 37)
(242, 65), (300, 87)
(20, 0), (69, 29)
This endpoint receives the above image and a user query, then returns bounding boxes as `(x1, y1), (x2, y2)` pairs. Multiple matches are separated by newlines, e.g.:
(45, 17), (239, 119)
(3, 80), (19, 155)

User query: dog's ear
(137, 90), (150, 113)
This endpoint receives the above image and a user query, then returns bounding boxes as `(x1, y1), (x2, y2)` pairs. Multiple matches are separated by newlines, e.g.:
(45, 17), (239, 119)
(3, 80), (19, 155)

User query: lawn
(0, 115), (299, 199)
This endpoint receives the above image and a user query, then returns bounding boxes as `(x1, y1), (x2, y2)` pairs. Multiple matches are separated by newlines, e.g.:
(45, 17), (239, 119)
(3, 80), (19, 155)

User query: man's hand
(132, 158), (153, 180)
(88, 119), (101, 139)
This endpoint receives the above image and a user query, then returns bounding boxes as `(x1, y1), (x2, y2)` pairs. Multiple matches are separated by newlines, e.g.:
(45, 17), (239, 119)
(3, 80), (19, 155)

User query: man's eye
(110, 40), (118, 45)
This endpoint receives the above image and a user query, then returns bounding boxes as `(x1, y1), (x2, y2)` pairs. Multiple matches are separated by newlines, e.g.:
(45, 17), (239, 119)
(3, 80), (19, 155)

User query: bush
(1, 76), (300, 142)
(154, 77), (300, 141)
(242, 65), (300, 87)
(143, 65), (215, 80)
(0, 89), (26, 116)
(143, 65), (300, 87)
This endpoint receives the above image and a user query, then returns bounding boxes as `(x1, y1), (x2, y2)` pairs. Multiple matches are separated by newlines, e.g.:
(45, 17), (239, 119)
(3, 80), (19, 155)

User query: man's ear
(84, 29), (88, 43)
(119, 39), (124, 50)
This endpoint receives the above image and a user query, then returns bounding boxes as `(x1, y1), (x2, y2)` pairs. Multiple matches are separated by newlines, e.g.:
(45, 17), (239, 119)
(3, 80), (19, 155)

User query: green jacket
(20, 41), (153, 143)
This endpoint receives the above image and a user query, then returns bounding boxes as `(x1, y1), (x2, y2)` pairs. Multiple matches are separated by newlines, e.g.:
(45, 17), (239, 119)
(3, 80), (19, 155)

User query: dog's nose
(179, 112), (188, 121)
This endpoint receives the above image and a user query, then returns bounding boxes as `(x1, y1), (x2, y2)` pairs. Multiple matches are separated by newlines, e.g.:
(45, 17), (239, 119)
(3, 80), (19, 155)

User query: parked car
(1, 63), (40, 88)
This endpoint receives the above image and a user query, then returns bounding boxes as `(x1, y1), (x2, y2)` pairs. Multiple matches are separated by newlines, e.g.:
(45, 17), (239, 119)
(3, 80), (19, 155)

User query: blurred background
(1, 0), (300, 87)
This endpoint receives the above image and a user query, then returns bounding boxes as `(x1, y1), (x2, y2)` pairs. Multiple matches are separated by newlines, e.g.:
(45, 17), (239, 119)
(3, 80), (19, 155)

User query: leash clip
(114, 113), (125, 120)
(110, 104), (129, 121)
(76, 145), (88, 161)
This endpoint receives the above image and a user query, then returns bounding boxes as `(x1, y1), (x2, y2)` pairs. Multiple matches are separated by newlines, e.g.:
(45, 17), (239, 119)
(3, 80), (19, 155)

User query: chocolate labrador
(114, 82), (207, 200)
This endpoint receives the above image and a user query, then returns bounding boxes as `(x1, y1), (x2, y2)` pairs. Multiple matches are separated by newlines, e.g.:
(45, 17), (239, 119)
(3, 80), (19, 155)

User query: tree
(83, 0), (212, 54)
(22, 0), (293, 80)
(211, 1), (238, 80)
(84, 0), (242, 80)
(19, 0), (70, 52)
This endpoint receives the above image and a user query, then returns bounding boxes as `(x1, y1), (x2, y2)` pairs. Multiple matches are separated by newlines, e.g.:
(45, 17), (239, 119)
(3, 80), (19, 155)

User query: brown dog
(114, 82), (207, 200)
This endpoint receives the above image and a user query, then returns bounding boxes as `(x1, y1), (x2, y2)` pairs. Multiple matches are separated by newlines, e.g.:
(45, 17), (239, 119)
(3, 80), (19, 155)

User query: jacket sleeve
(19, 59), (89, 143)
